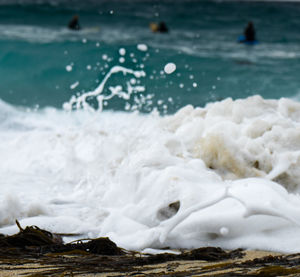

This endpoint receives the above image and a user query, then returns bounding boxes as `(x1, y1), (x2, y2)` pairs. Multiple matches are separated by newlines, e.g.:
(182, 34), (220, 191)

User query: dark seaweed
(1, 222), (300, 276)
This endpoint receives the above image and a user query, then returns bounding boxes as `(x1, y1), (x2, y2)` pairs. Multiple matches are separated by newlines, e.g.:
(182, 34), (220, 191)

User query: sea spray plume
(63, 66), (146, 112)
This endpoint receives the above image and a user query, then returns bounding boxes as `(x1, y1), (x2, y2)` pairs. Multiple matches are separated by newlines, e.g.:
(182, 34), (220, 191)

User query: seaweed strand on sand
(2, 222), (300, 276)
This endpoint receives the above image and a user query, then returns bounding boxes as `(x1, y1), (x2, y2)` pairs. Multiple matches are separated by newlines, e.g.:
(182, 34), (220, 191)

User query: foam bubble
(119, 48), (126, 56)
(66, 65), (72, 72)
(220, 227), (229, 236)
(70, 81), (79, 90)
(164, 63), (176, 74)
(137, 44), (148, 52)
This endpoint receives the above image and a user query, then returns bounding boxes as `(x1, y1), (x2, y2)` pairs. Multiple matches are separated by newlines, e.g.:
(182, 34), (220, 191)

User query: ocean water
(2, 0), (300, 253)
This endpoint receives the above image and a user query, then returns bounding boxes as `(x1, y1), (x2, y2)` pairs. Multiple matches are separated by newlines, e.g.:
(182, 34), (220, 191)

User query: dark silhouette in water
(68, 15), (80, 30)
(149, 21), (168, 33)
(244, 21), (256, 42)
(158, 22), (168, 33)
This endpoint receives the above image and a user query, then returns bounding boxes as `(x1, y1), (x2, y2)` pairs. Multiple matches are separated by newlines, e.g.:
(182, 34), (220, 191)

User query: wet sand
(1, 224), (300, 277)
(2, 249), (300, 277)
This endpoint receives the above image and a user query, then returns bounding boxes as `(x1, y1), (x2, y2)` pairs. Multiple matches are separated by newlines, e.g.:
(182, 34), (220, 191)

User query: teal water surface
(1, 0), (300, 113)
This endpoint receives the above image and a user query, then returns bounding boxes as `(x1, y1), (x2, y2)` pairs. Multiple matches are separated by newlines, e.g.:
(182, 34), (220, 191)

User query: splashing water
(3, 94), (300, 253)
(3, 0), (300, 255)
(63, 65), (146, 112)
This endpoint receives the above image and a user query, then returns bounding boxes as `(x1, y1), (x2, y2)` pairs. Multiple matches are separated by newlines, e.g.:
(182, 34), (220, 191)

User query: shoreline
(1, 223), (300, 276)
(1, 249), (300, 277)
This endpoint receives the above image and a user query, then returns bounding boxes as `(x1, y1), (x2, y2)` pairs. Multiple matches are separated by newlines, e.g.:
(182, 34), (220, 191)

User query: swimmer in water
(244, 21), (256, 42)
(149, 21), (168, 33)
(68, 15), (80, 31)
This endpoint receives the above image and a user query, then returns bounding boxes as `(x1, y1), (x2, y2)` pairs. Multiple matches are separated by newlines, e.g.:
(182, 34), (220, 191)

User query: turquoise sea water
(1, 0), (300, 113)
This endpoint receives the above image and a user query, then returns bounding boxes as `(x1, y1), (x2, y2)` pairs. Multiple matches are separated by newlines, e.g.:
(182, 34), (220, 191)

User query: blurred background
(1, 0), (300, 113)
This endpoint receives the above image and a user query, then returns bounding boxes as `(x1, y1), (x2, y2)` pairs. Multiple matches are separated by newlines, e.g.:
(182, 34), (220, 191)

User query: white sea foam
(137, 44), (148, 52)
(164, 63), (176, 74)
(66, 65), (73, 72)
(119, 48), (126, 56)
(2, 96), (300, 252)
(70, 81), (79, 90)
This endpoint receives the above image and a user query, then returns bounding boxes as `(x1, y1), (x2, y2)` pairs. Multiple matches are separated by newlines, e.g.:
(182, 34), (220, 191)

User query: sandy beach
(2, 248), (300, 276)
(2, 223), (300, 276)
